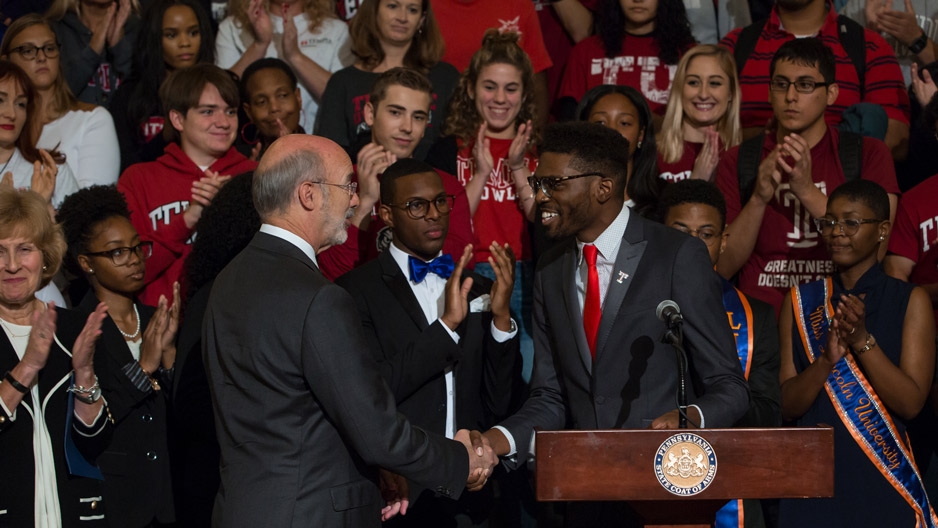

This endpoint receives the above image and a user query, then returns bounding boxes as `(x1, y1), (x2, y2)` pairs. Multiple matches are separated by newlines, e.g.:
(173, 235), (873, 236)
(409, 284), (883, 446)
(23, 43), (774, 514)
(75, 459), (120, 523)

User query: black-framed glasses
(318, 181), (358, 198)
(814, 218), (881, 236)
(769, 77), (830, 94)
(83, 242), (153, 266)
(10, 43), (60, 61)
(386, 194), (455, 220)
(528, 172), (604, 198)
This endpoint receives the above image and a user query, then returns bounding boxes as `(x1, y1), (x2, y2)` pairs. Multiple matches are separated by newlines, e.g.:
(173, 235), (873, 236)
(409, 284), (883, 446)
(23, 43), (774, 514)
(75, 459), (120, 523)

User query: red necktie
(583, 244), (601, 359)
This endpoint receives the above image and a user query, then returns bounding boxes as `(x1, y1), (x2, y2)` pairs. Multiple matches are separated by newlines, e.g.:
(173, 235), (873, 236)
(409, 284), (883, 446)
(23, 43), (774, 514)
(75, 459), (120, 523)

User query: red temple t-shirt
(888, 174), (938, 326)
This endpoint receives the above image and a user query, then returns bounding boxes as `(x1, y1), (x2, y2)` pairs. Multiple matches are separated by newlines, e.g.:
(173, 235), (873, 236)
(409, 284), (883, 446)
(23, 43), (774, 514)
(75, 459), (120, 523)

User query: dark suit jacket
(337, 250), (519, 433)
(0, 308), (111, 526)
(203, 232), (469, 528)
(78, 292), (175, 527)
(735, 293), (782, 428)
(501, 212), (750, 461)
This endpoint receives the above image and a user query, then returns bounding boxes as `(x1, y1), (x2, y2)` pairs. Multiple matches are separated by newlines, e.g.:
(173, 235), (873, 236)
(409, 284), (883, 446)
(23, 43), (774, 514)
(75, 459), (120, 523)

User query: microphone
(656, 299), (683, 328)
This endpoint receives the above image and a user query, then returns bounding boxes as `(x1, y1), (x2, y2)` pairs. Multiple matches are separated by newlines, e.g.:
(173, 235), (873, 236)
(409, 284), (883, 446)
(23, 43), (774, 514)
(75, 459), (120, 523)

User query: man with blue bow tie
(337, 158), (521, 527)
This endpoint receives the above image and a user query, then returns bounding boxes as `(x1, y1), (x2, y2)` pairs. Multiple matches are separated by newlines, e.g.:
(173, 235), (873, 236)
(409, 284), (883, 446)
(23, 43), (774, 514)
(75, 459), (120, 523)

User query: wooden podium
(535, 427), (834, 527)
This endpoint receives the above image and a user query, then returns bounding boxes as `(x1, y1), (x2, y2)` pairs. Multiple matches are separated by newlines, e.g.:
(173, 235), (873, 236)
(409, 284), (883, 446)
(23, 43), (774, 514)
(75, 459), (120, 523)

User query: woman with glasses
(57, 185), (179, 528)
(0, 187), (111, 526)
(0, 14), (121, 187)
(657, 44), (741, 184)
(575, 84), (663, 218)
(777, 180), (937, 527)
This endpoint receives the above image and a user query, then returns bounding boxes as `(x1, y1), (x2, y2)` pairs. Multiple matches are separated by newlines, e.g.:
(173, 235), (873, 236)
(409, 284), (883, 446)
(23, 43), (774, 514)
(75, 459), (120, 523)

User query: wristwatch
(67, 376), (102, 405)
(909, 32), (929, 54)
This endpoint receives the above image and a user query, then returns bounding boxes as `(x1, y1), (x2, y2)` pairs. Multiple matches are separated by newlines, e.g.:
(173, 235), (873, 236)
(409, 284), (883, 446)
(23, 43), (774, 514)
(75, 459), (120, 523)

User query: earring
(636, 140), (643, 149)
(42, 265), (47, 271)
(879, 235), (885, 241)
(89, 268), (94, 274)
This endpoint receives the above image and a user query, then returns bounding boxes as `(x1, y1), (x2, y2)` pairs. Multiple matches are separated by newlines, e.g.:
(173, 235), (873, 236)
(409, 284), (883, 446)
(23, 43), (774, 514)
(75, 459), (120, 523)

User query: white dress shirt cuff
(490, 318), (518, 343)
(492, 425), (518, 457)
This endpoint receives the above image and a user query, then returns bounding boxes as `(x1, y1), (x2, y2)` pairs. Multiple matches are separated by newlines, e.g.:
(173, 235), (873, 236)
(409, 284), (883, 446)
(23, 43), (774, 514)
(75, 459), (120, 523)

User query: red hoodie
(118, 143), (257, 305)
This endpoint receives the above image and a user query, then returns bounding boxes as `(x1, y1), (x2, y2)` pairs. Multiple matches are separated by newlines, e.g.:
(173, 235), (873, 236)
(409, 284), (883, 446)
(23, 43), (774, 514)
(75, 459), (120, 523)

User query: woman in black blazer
(58, 186), (179, 527)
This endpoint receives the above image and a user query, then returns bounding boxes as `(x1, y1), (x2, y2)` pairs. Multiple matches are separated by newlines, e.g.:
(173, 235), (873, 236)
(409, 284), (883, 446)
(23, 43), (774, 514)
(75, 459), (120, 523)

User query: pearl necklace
(116, 304), (141, 340)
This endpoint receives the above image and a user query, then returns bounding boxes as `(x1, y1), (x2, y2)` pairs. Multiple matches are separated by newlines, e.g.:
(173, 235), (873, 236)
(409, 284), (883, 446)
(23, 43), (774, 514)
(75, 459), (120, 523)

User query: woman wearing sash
(778, 180), (938, 527)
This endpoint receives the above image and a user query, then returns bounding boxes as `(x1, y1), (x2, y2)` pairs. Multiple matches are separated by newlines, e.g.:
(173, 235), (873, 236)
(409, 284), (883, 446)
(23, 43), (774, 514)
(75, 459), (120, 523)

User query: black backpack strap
(838, 130), (863, 182)
(836, 14), (867, 96)
(734, 19), (768, 76)
(736, 134), (768, 207)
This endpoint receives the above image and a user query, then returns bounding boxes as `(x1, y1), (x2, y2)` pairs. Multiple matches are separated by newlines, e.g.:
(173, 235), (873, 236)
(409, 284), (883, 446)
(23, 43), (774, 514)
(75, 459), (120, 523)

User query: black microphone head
(656, 299), (681, 322)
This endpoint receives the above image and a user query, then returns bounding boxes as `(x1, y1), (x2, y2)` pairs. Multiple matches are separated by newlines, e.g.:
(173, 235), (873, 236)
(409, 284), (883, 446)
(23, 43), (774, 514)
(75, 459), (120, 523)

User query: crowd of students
(0, 0), (937, 525)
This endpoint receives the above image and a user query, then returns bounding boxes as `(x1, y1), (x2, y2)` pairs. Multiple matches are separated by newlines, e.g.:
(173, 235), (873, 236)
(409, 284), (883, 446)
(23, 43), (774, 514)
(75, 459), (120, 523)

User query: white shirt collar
(259, 223), (319, 267)
(576, 203), (631, 264)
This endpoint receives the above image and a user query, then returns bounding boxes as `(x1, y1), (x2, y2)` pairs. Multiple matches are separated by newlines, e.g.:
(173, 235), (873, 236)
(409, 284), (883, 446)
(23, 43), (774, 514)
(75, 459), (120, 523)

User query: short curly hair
(656, 179), (726, 227)
(55, 185), (132, 277)
(0, 187), (67, 289)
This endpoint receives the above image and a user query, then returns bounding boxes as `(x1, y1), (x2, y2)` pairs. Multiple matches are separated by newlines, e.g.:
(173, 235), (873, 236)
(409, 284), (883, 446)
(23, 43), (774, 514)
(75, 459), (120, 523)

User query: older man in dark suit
(337, 158), (521, 526)
(483, 123), (750, 525)
(202, 135), (495, 528)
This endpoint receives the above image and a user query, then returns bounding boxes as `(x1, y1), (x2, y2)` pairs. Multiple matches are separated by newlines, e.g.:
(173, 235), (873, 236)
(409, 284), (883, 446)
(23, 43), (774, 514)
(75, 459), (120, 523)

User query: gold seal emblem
(654, 433), (718, 496)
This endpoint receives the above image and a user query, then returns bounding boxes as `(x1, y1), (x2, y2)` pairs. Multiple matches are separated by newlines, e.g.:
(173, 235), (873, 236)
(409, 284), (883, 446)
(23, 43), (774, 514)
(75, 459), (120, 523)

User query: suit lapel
(595, 215), (647, 361)
(379, 251), (430, 331)
(561, 243), (594, 375)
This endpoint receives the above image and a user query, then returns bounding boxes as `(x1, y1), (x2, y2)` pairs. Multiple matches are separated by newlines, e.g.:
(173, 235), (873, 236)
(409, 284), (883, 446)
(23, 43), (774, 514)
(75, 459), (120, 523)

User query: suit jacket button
(595, 396), (606, 405)
(141, 413), (153, 422)
(90, 500), (98, 510)
(146, 451), (158, 461)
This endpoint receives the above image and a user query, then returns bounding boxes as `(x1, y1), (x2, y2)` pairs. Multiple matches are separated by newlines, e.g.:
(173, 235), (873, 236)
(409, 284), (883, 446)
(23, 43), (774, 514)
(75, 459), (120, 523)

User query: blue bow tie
(408, 254), (455, 284)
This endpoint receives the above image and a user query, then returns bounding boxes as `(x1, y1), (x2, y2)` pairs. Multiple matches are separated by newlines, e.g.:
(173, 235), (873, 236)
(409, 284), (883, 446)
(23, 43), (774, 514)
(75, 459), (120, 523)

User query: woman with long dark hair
(559, 0), (695, 116)
(576, 84), (663, 217)
(109, 0), (215, 171)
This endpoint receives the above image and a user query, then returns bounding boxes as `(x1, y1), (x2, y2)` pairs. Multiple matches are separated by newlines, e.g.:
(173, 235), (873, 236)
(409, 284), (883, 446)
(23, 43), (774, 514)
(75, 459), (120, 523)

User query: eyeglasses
(672, 225), (723, 247)
(318, 181), (358, 198)
(528, 172), (604, 198)
(385, 194), (455, 220)
(9, 43), (60, 61)
(814, 218), (881, 236)
(769, 77), (830, 94)
(83, 242), (154, 266)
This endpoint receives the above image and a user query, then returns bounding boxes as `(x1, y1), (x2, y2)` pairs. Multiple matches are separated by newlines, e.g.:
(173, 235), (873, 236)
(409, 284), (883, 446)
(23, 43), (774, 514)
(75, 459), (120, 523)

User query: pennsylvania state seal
(653, 433), (718, 496)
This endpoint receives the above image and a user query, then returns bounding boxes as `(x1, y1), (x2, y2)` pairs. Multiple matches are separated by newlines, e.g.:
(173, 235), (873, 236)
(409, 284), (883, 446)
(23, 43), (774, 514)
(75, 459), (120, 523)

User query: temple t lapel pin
(616, 271), (629, 284)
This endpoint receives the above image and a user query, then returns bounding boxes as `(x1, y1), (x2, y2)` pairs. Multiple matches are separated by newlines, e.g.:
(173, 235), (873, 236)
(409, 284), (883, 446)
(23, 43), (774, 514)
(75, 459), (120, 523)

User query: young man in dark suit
(482, 122), (750, 526)
(337, 158), (520, 526)
(202, 135), (496, 528)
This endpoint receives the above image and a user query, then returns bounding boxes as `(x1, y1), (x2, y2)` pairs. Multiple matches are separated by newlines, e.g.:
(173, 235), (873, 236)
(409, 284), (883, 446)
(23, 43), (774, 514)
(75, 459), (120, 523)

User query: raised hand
(455, 429), (497, 492)
(378, 469), (409, 521)
(752, 146), (782, 205)
(864, 0), (887, 32)
(472, 124), (495, 181)
(282, 5), (301, 62)
(878, 0), (924, 47)
(184, 170), (232, 228)
(247, 0), (273, 45)
(89, 3), (115, 54)
(507, 120), (533, 171)
(30, 149), (58, 203)
(20, 301), (58, 373)
(161, 282), (181, 369)
(690, 126), (720, 181)
(106, 0), (132, 47)
(71, 302), (108, 374)
(912, 62), (938, 107)
(834, 293), (869, 352)
(356, 142), (393, 206)
(440, 244), (474, 331)
(778, 134), (813, 197)
(487, 242), (516, 332)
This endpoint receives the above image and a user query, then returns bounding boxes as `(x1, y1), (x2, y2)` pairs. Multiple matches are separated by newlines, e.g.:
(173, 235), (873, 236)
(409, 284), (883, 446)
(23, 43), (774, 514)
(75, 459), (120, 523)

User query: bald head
(253, 134), (353, 220)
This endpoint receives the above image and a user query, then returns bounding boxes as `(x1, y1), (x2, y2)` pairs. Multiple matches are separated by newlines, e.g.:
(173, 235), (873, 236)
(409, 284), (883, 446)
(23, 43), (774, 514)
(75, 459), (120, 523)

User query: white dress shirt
(260, 224), (319, 267)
